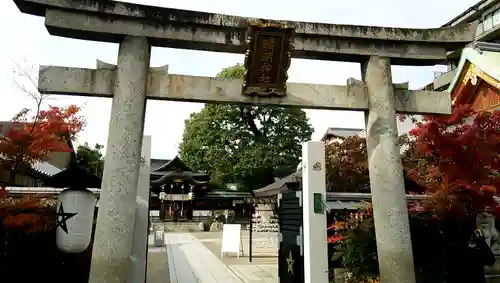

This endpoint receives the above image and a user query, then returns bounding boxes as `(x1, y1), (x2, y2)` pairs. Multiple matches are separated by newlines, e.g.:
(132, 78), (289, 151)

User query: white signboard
(220, 224), (243, 258)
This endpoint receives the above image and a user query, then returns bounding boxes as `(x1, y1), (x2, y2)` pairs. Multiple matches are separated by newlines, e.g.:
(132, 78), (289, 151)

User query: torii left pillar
(89, 36), (150, 283)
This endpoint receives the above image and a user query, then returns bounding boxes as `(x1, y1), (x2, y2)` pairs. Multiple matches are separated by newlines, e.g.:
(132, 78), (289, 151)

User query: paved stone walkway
(166, 233), (244, 283)
(191, 232), (278, 283)
(147, 246), (169, 283)
(229, 265), (278, 283)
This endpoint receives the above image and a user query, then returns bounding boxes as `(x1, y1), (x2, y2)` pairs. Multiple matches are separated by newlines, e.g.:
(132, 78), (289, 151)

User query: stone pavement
(165, 233), (245, 283)
(229, 265), (278, 283)
(147, 246), (169, 283)
(146, 233), (170, 283)
(191, 232), (278, 283)
(193, 231), (279, 261)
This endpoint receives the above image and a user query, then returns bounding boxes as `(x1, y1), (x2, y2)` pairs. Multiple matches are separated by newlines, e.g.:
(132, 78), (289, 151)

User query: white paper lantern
(56, 188), (96, 253)
(159, 191), (167, 201)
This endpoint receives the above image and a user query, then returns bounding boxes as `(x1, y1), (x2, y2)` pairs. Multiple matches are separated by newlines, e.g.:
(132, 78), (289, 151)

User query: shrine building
(448, 42), (500, 112)
(149, 156), (252, 222)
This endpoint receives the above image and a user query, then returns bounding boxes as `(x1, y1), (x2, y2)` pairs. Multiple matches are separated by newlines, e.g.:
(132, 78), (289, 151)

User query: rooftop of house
(320, 127), (364, 141)
(448, 42), (500, 95)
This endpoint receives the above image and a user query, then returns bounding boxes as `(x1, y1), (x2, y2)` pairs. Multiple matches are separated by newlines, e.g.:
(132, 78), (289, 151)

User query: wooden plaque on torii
(242, 22), (294, 98)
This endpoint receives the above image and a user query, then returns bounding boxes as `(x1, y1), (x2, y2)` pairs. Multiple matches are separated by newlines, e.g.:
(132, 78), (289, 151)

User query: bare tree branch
(12, 57), (51, 107)
(3, 59), (54, 186)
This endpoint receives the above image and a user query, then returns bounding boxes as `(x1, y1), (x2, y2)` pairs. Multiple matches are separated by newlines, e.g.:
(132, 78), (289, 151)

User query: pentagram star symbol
(286, 250), (294, 275)
(55, 203), (77, 234)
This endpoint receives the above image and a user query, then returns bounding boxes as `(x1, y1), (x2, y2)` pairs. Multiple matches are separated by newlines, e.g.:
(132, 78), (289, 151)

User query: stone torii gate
(12, 1), (477, 283)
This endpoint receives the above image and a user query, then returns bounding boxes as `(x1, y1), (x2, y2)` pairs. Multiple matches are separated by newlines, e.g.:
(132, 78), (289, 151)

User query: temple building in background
(149, 156), (251, 222)
(448, 43), (500, 112)
(320, 127), (364, 145)
(422, 0), (500, 92)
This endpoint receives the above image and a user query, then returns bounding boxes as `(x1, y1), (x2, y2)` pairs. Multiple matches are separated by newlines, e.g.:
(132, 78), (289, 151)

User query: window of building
(493, 8), (500, 26)
(484, 13), (493, 31)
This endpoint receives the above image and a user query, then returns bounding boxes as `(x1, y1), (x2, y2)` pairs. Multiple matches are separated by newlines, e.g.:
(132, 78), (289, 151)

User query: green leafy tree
(179, 64), (314, 191)
(76, 142), (104, 178)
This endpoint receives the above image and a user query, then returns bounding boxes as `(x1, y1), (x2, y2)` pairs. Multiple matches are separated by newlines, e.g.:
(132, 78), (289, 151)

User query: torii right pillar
(362, 56), (416, 283)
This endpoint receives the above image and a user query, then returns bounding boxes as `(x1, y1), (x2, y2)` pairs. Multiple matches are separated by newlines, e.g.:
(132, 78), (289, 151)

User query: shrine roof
(150, 171), (208, 177)
(43, 166), (101, 189)
(254, 169), (424, 197)
(151, 156), (208, 176)
(253, 170), (301, 197)
(199, 189), (252, 199)
(448, 42), (500, 104)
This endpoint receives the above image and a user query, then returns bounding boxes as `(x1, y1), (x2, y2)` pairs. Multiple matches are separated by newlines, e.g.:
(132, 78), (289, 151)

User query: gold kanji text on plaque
(242, 23), (294, 97)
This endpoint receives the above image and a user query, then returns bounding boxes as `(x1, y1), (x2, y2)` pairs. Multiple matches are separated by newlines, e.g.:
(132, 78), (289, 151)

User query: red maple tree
(0, 105), (85, 232)
(402, 105), (500, 219)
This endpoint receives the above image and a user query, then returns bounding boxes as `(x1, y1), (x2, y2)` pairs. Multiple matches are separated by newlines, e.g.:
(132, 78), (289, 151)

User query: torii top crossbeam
(14, 0), (477, 65)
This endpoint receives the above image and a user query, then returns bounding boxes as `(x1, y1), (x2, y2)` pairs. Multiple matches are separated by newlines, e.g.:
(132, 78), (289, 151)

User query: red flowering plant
(325, 105), (500, 281)
(327, 220), (346, 244)
(398, 106), (500, 282)
(330, 203), (379, 279)
(401, 105), (500, 220)
(0, 105), (85, 233)
(0, 194), (57, 233)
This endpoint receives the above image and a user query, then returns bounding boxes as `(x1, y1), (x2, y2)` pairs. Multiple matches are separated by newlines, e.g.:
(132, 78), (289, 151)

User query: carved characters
(242, 22), (294, 97)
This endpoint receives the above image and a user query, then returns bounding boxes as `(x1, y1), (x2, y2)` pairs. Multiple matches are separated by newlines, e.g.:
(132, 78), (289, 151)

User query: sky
(0, 0), (480, 159)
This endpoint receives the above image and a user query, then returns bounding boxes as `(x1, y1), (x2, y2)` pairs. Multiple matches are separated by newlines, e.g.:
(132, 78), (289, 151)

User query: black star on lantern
(55, 203), (77, 234)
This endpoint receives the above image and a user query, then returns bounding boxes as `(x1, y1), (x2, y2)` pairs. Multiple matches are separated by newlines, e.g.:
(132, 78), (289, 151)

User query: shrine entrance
(148, 156), (253, 222)
(15, 0), (477, 282)
(149, 156), (209, 222)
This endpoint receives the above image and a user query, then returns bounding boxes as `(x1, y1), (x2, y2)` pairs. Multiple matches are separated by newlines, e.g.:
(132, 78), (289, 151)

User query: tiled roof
(32, 160), (62, 176)
(253, 170), (301, 196)
(321, 127), (364, 141)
